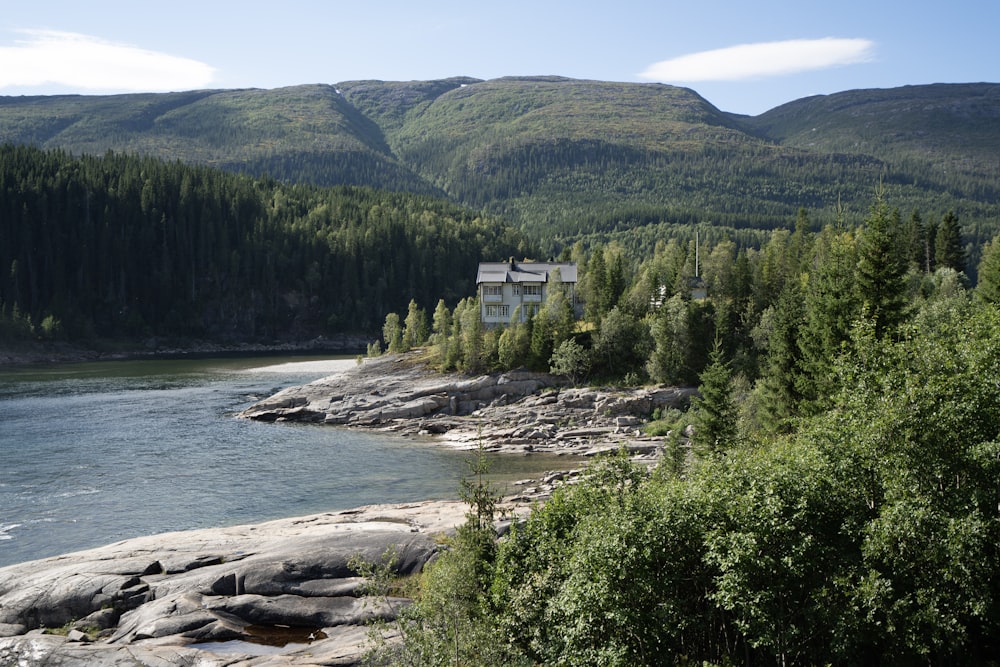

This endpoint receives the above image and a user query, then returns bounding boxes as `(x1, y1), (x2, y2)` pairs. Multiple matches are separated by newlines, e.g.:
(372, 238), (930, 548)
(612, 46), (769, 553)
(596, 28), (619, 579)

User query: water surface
(0, 356), (571, 567)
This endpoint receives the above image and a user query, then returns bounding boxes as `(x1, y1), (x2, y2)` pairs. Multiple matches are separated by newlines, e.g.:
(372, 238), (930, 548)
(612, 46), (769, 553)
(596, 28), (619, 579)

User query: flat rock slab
(0, 500), (472, 666)
(240, 351), (696, 457)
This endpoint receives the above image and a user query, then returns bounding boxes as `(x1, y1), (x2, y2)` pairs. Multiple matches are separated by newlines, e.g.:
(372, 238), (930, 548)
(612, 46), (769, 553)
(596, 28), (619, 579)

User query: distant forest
(0, 145), (527, 344)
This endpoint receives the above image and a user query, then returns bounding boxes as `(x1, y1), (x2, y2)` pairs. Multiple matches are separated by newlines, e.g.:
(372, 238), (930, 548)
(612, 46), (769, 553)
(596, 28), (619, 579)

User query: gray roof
(476, 261), (577, 284)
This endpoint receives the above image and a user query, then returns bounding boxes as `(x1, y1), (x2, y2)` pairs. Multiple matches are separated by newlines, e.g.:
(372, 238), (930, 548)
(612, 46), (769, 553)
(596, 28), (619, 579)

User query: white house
(476, 259), (579, 326)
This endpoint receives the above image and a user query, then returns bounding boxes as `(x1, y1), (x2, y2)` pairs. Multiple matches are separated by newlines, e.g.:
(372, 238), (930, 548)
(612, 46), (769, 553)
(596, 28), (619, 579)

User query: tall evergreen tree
(646, 294), (693, 385)
(900, 208), (927, 271)
(583, 245), (608, 323)
(755, 281), (805, 432)
(975, 235), (1000, 305)
(691, 340), (738, 456)
(797, 228), (860, 416)
(855, 190), (908, 338)
(934, 210), (965, 273)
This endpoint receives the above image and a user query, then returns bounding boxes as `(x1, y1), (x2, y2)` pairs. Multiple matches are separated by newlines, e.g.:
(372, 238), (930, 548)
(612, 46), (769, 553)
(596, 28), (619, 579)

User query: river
(0, 355), (568, 568)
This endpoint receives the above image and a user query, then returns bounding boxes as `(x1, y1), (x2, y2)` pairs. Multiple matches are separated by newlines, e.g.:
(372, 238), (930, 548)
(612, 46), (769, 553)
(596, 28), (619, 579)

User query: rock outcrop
(0, 501), (476, 666)
(1, 353), (698, 665)
(239, 352), (697, 458)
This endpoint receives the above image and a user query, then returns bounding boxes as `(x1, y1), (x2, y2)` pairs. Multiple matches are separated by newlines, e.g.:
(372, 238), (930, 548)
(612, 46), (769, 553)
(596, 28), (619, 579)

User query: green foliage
(645, 294), (695, 385)
(855, 190), (910, 337)
(690, 341), (737, 456)
(548, 337), (590, 385)
(592, 305), (652, 380)
(480, 301), (1000, 665)
(355, 442), (522, 667)
(382, 312), (404, 353)
(976, 233), (1000, 304)
(805, 301), (1000, 662)
(3, 80), (998, 256)
(753, 281), (806, 432)
(356, 210), (1000, 666)
(497, 313), (531, 370)
(0, 145), (525, 344)
(795, 226), (860, 415)
(402, 299), (429, 350)
(935, 210), (966, 273)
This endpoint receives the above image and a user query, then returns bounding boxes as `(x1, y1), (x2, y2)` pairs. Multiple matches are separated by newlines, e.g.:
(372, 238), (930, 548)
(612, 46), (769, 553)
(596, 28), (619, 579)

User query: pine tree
(855, 190), (908, 338)
(755, 282), (805, 432)
(934, 210), (965, 273)
(976, 235), (1000, 305)
(691, 340), (737, 456)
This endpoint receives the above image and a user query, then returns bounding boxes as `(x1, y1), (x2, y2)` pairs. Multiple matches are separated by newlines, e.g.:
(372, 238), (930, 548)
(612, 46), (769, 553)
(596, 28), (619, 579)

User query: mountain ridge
(1, 77), (997, 240)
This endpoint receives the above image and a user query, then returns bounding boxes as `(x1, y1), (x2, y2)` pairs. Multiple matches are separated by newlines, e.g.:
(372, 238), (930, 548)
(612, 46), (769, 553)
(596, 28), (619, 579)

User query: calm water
(0, 356), (570, 568)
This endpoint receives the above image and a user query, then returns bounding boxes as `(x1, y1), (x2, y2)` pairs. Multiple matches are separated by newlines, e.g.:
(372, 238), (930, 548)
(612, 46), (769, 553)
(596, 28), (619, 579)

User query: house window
(512, 284), (521, 296)
(522, 304), (540, 319)
(482, 284), (503, 302)
(485, 305), (510, 319)
(523, 284), (542, 296)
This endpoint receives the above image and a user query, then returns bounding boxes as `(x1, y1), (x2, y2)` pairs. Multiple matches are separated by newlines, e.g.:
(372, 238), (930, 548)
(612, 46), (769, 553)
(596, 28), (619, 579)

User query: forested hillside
(744, 83), (1000, 192)
(1, 78), (998, 252)
(0, 145), (526, 345)
(360, 190), (1000, 666)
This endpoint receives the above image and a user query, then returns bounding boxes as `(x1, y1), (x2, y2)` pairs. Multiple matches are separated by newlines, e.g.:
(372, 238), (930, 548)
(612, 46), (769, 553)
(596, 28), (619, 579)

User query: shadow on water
(197, 625), (329, 655)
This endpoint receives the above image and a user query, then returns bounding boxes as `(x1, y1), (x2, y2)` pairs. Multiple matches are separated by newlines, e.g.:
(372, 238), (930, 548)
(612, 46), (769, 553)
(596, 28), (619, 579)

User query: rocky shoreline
(0, 501), (492, 666)
(1, 351), (696, 666)
(240, 351), (696, 459)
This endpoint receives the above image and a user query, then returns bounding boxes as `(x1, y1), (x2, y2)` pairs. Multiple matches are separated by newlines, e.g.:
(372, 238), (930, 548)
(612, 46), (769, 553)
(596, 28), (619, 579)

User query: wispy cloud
(639, 37), (875, 82)
(0, 29), (215, 92)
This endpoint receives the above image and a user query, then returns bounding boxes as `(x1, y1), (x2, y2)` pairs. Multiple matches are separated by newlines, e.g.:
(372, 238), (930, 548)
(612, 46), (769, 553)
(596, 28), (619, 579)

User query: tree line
(359, 192), (1000, 665)
(0, 144), (527, 345)
(379, 189), (975, 402)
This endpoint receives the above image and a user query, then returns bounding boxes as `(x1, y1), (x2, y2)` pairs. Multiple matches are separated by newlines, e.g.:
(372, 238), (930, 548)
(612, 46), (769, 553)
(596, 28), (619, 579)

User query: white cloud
(0, 29), (215, 92)
(639, 37), (875, 82)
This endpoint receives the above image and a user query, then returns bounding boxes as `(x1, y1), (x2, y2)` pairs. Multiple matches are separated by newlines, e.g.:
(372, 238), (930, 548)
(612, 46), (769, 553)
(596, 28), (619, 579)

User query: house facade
(476, 259), (579, 326)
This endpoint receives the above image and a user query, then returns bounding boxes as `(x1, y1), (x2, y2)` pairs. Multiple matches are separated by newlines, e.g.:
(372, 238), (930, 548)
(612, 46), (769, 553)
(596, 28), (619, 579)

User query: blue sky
(1, 1), (996, 115)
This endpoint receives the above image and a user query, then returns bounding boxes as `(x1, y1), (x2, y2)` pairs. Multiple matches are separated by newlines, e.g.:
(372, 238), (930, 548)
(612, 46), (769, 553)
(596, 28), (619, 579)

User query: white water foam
(0, 523), (22, 540)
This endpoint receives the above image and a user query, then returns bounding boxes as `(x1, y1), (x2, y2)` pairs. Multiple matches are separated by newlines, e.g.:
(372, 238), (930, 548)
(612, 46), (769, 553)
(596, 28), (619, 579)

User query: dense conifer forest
(0, 145), (526, 344)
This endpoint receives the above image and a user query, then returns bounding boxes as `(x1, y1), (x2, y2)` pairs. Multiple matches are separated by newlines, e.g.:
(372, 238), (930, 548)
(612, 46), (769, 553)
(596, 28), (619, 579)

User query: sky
(0, 1), (996, 116)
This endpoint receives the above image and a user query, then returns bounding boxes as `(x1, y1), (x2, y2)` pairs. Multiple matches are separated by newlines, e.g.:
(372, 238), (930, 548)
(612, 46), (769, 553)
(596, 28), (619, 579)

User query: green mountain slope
(0, 85), (438, 195)
(1, 78), (997, 244)
(743, 83), (1000, 201)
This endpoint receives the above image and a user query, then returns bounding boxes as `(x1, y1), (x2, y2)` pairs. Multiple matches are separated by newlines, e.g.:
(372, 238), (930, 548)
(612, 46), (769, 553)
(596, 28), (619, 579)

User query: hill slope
(0, 85), (437, 195)
(743, 83), (1000, 200)
(1, 78), (998, 242)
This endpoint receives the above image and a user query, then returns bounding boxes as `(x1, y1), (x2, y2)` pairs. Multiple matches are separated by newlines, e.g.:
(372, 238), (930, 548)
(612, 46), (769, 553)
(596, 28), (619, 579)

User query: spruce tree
(796, 228), (860, 416)
(934, 210), (965, 273)
(755, 281), (805, 432)
(855, 191), (908, 338)
(976, 235), (1000, 305)
(692, 340), (737, 456)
